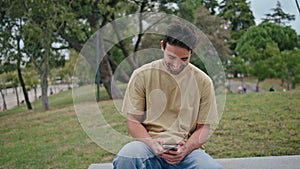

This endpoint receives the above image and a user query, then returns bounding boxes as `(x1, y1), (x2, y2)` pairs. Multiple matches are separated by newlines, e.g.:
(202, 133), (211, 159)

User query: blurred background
(1, 0), (299, 111)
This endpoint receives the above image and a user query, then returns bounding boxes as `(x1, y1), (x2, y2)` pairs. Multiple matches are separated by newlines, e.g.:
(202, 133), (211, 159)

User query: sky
(249, 0), (300, 34)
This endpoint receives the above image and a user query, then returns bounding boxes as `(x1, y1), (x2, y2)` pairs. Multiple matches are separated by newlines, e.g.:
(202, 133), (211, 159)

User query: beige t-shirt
(122, 59), (218, 144)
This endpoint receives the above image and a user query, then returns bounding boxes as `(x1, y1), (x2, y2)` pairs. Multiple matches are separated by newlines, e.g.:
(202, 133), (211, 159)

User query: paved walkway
(0, 84), (71, 111)
(226, 79), (263, 93)
(0, 80), (263, 111)
(88, 155), (300, 169)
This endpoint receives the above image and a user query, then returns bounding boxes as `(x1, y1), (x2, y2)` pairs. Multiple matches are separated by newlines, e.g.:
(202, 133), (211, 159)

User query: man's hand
(161, 124), (210, 164)
(148, 139), (166, 157)
(161, 141), (188, 164)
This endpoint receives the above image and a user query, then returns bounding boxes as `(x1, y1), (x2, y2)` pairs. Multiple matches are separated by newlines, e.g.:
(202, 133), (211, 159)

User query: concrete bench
(88, 155), (300, 169)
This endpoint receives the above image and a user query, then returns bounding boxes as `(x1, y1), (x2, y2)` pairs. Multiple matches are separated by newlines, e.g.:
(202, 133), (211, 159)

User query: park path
(1, 80), (263, 112)
(0, 84), (70, 112)
(226, 79), (263, 93)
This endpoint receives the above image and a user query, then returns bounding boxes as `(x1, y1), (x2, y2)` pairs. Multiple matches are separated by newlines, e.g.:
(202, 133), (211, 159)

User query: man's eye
(169, 55), (176, 59)
(181, 58), (188, 61)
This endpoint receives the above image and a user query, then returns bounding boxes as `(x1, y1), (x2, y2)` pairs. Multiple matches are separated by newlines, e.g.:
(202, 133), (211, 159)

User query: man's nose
(172, 60), (181, 70)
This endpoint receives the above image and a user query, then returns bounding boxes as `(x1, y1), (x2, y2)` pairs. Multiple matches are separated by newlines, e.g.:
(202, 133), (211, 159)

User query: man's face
(161, 42), (191, 75)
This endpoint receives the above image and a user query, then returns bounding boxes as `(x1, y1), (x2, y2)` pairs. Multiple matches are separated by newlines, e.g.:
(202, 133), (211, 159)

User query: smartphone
(162, 144), (178, 151)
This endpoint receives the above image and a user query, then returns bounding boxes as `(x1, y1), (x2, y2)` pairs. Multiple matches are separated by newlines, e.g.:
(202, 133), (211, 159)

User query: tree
(202, 0), (219, 15)
(56, 0), (133, 100)
(176, 0), (202, 23)
(2, 0), (228, 109)
(259, 22), (298, 51)
(262, 1), (295, 26)
(281, 48), (300, 90)
(219, 0), (255, 31)
(56, 0), (205, 100)
(218, 0), (255, 51)
(225, 55), (249, 88)
(6, 71), (21, 106)
(235, 22), (299, 91)
(21, 0), (69, 110)
(22, 66), (40, 101)
(0, 74), (8, 111)
(59, 50), (78, 89)
(0, 0), (32, 110)
(258, 22), (298, 89)
(195, 5), (231, 61)
(235, 25), (280, 91)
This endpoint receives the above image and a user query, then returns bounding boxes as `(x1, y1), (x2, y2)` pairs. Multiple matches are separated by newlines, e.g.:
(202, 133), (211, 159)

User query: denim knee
(113, 155), (142, 169)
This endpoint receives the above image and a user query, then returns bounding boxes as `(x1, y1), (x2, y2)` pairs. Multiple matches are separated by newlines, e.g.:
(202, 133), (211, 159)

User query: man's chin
(168, 69), (182, 75)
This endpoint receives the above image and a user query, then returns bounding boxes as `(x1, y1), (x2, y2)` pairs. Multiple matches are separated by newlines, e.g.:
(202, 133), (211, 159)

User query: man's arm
(127, 114), (165, 156)
(184, 124), (210, 154)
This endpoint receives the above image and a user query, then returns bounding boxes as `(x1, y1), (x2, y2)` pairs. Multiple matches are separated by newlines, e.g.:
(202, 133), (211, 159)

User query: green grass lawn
(0, 88), (299, 168)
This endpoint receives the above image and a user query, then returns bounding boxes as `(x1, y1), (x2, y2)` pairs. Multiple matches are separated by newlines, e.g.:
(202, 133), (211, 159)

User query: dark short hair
(162, 21), (197, 52)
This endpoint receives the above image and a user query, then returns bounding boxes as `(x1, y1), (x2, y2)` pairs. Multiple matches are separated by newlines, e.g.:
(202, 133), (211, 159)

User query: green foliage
(281, 48), (300, 89)
(235, 25), (277, 62)
(235, 22), (299, 87)
(218, 0), (255, 51)
(195, 6), (232, 61)
(226, 55), (248, 76)
(2, 0), (299, 110)
(218, 0), (255, 31)
(259, 22), (298, 51)
(176, 0), (202, 23)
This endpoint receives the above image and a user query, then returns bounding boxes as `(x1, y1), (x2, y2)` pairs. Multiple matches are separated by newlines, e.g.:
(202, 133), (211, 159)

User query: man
(113, 21), (223, 169)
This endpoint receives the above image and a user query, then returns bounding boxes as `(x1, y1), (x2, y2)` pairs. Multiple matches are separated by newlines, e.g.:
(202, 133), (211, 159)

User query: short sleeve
(122, 70), (146, 115)
(197, 79), (219, 124)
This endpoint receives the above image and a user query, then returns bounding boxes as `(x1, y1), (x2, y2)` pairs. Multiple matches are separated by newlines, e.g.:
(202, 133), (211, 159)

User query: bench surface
(88, 155), (300, 169)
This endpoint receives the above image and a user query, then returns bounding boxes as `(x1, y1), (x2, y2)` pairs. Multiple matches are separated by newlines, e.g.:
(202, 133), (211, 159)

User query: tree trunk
(111, 16), (138, 69)
(17, 36), (32, 110)
(41, 72), (49, 110)
(108, 56), (130, 82)
(287, 67), (290, 90)
(17, 63), (32, 110)
(34, 84), (37, 100)
(256, 80), (260, 92)
(281, 78), (284, 87)
(41, 50), (49, 111)
(58, 0), (129, 100)
(100, 56), (123, 99)
(296, 0), (300, 15)
(0, 89), (7, 111)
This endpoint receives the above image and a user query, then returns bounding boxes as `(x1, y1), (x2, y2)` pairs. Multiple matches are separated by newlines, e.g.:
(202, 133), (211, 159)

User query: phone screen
(162, 145), (178, 151)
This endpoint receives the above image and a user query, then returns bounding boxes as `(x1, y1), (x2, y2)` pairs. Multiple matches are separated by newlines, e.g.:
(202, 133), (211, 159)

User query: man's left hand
(161, 141), (188, 164)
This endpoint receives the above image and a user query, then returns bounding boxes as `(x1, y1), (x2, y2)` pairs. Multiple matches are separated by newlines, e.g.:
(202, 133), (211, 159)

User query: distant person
(238, 86), (243, 94)
(50, 88), (54, 95)
(243, 87), (247, 94)
(269, 86), (275, 92)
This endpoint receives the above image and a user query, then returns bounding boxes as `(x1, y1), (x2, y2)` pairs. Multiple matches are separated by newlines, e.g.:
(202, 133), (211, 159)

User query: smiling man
(113, 21), (223, 169)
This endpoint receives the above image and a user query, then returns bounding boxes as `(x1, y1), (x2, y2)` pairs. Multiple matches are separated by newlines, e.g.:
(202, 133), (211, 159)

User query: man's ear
(160, 40), (165, 51)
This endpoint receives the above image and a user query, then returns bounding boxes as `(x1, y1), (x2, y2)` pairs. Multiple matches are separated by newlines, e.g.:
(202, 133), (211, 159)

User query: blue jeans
(113, 141), (223, 169)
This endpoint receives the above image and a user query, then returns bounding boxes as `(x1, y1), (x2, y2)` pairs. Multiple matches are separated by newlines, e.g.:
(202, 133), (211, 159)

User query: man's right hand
(148, 139), (166, 157)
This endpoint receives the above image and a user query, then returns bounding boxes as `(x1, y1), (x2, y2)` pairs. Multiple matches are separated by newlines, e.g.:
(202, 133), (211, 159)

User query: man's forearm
(127, 118), (154, 146)
(184, 124), (210, 154)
